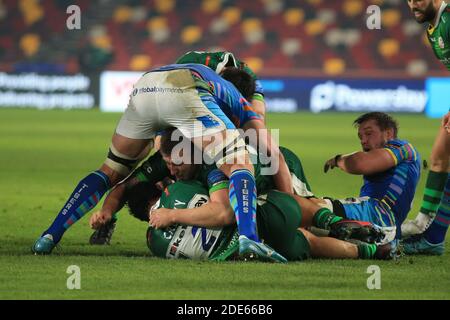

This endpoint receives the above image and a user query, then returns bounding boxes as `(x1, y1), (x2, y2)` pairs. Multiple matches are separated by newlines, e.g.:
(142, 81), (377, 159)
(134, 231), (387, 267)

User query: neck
(430, 0), (445, 23)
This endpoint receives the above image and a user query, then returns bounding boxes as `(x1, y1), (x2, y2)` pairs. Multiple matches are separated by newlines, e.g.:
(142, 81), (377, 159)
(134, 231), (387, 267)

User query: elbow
(220, 207), (236, 226)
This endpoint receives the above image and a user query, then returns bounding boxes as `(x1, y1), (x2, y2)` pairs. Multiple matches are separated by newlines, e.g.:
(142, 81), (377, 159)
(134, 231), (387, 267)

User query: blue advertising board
(260, 78), (427, 114)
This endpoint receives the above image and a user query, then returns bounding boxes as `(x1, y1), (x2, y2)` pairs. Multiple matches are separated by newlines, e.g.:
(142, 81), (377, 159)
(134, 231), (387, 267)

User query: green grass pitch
(0, 108), (449, 300)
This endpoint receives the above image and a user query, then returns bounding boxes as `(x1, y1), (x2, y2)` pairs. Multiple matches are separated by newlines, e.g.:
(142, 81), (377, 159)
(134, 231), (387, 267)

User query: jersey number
(191, 227), (217, 251)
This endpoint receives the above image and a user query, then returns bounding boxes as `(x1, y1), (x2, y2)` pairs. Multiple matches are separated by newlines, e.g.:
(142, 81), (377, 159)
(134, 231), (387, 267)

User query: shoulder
(442, 5), (450, 26)
(384, 139), (419, 163)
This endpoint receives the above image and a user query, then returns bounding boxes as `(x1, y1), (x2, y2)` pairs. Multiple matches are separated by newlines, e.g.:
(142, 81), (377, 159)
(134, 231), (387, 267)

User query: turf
(0, 108), (449, 300)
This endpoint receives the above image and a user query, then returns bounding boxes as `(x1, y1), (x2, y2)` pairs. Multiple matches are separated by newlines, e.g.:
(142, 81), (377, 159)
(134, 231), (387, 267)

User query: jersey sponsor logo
(187, 194), (209, 209)
(439, 37), (445, 49)
(169, 225), (188, 257)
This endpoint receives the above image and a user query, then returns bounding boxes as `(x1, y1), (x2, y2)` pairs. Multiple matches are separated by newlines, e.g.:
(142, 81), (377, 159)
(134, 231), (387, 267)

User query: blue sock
(43, 171), (110, 243)
(424, 175), (450, 244)
(229, 169), (259, 242)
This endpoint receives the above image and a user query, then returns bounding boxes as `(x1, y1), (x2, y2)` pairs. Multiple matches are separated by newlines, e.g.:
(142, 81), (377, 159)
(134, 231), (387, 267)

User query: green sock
(313, 208), (343, 230)
(357, 242), (377, 259)
(419, 171), (448, 217)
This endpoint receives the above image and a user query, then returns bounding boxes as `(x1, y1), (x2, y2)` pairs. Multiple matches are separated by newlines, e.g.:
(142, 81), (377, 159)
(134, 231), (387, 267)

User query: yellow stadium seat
(382, 9), (401, 28)
(155, 0), (175, 13)
(284, 8), (305, 26)
(305, 19), (325, 36)
(222, 7), (242, 25)
(202, 0), (221, 14)
(20, 33), (40, 57)
(181, 26), (202, 45)
(19, 0), (43, 26)
(371, 0), (385, 5)
(307, 0), (323, 5)
(378, 38), (400, 58)
(113, 6), (132, 23)
(342, 0), (363, 17)
(130, 55), (152, 71)
(323, 58), (346, 75)
(92, 35), (112, 50)
(147, 17), (168, 32)
(244, 57), (263, 74)
(242, 18), (262, 34)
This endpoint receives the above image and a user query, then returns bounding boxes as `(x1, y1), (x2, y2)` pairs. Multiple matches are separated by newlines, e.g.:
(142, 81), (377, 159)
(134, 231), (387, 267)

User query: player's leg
(279, 146), (314, 197)
(194, 130), (287, 262)
(33, 72), (159, 254)
(402, 122), (450, 236)
(32, 134), (151, 254)
(292, 195), (383, 243)
(159, 70), (286, 262)
(299, 229), (397, 260)
(256, 190), (307, 261)
(403, 174), (450, 255)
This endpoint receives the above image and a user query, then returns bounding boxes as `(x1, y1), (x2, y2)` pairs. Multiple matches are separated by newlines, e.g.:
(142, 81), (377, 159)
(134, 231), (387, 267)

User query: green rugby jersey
(427, 2), (450, 70)
(146, 181), (238, 260)
(132, 147), (313, 198)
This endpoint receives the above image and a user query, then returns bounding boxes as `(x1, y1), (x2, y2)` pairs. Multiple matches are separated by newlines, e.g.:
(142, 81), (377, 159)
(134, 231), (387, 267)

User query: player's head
(406, 0), (438, 23)
(125, 181), (162, 222)
(159, 128), (200, 181)
(220, 66), (255, 101)
(353, 112), (398, 151)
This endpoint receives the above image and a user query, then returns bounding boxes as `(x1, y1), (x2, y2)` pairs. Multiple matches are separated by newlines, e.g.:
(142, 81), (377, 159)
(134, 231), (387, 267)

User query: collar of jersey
(429, 1), (448, 33)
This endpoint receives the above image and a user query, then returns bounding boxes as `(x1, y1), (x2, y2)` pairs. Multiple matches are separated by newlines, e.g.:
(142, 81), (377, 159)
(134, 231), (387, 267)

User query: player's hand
(90, 210), (112, 229)
(324, 154), (341, 173)
(149, 208), (174, 229)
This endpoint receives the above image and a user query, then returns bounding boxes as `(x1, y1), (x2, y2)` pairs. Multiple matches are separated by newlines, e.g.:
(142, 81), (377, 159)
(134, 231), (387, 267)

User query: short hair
(125, 182), (162, 222)
(159, 127), (197, 163)
(353, 112), (398, 138)
(159, 127), (180, 157)
(220, 66), (255, 101)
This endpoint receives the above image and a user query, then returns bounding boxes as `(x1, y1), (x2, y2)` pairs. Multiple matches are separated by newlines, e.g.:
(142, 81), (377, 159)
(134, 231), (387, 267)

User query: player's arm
(244, 119), (293, 193)
(241, 63), (266, 121)
(250, 97), (266, 123)
(150, 169), (235, 228)
(325, 140), (417, 175)
(324, 149), (396, 175)
(90, 152), (170, 229)
(150, 189), (235, 228)
(89, 177), (135, 229)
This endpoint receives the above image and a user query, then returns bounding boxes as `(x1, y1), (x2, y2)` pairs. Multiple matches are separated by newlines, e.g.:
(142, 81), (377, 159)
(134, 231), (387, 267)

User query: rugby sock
(229, 169), (259, 242)
(43, 171), (110, 244)
(419, 171), (448, 217)
(313, 208), (343, 230)
(424, 175), (450, 244)
(357, 242), (377, 259)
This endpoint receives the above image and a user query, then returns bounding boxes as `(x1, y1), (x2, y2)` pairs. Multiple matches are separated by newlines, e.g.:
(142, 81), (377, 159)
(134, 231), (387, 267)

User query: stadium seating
(0, 0), (447, 75)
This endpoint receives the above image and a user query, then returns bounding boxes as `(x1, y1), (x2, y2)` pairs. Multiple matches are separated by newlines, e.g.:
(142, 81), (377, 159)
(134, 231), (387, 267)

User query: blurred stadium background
(0, 0), (448, 116)
(1, 1), (450, 300)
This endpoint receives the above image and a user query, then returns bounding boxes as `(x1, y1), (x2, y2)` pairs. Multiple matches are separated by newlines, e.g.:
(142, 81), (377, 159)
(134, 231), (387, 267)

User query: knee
(429, 157), (449, 172)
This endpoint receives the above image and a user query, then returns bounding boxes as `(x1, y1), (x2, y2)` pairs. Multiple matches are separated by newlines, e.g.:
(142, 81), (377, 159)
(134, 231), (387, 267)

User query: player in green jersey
(88, 133), (314, 237)
(127, 180), (394, 261)
(176, 51), (267, 120)
(407, 0), (450, 70)
(90, 128), (382, 251)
